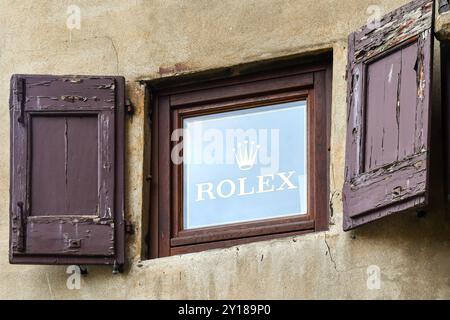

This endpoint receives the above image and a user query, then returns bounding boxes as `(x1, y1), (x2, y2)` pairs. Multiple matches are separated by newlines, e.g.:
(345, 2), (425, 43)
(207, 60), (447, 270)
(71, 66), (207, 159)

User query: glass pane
(183, 101), (307, 230)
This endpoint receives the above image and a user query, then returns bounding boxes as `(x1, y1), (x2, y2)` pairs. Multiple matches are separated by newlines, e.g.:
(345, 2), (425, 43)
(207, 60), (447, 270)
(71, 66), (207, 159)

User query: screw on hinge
(125, 99), (134, 116)
(68, 239), (82, 249)
(112, 261), (123, 274)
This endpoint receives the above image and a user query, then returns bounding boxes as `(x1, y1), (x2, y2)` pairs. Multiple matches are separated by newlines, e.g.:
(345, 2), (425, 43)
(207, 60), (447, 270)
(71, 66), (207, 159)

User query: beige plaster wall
(0, 0), (449, 299)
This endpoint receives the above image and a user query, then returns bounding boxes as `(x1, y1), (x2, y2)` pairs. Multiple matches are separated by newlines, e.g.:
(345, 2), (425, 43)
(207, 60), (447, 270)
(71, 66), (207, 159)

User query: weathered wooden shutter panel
(343, 0), (434, 231)
(9, 74), (125, 265)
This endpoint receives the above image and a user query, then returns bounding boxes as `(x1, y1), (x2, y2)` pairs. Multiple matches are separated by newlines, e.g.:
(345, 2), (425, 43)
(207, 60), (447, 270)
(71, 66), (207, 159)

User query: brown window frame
(149, 56), (332, 258)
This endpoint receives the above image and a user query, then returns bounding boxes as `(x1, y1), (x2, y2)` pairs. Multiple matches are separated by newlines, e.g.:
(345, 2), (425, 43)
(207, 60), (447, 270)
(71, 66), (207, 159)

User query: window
(183, 101), (308, 229)
(149, 57), (331, 257)
(343, 0), (434, 230)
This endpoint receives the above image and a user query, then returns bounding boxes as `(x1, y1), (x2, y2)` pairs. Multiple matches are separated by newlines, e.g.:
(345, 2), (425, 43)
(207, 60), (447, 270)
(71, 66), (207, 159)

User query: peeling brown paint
(354, 1), (433, 63)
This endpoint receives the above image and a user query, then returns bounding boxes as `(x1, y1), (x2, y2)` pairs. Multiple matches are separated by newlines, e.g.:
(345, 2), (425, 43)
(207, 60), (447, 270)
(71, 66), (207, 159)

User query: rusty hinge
(61, 95), (88, 103)
(68, 239), (82, 249)
(125, 99), (134, 116)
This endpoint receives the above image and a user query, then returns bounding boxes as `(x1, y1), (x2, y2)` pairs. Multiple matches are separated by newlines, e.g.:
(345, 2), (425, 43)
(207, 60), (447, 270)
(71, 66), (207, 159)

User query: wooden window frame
(149, 57), (332, 258)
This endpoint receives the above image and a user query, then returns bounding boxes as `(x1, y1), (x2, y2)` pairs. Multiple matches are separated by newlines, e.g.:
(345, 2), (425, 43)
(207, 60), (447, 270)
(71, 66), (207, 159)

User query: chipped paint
(354, 1), (433, 63)
(0, 0), (449, 300)
(344, 0), (433, 230)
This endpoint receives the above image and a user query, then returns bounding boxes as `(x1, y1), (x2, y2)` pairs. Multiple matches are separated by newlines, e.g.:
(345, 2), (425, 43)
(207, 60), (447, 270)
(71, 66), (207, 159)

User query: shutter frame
(9, 74), (125, 265)
(343, 0), (435, 231)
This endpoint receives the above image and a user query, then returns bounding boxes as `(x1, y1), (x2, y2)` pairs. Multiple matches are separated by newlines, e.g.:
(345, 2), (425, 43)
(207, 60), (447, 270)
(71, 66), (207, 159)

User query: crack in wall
(102, 36), (120, 75)
(66, 35), (120, 75)
(329, 191), (339, 219)
(324, 233), (338, 272)
(45, 273), (55, 300)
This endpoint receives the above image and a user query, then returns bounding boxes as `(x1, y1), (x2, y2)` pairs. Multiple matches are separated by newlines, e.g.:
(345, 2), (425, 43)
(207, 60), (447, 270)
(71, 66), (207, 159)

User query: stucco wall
(1, 0), (450, 299)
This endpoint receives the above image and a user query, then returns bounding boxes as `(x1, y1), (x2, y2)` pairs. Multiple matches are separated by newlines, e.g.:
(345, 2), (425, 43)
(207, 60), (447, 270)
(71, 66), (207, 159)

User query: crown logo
(233, 140), (260, 171)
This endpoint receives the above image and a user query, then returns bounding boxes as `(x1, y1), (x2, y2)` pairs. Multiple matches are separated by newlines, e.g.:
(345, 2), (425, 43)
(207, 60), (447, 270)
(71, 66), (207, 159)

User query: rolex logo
(233, 140), (260, 171)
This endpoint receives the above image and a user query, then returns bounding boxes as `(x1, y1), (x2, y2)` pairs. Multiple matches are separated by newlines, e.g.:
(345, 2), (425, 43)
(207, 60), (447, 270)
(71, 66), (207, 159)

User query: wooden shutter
(343, 0), (434, 231)
(9, 75), (125, 265)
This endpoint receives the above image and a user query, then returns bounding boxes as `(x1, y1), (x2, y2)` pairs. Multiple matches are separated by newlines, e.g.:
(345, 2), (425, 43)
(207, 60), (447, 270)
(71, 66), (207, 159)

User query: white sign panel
(183, 101), (308, 229)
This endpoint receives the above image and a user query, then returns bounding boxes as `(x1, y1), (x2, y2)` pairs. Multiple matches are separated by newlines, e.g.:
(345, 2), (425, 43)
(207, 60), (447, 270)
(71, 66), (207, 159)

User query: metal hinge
(112, 260), (123, 274)
(440, 0), (450, 14)
(68, 239), (82, 249)
(125, 99), (134, 116)
(14, 201), (26, 252)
